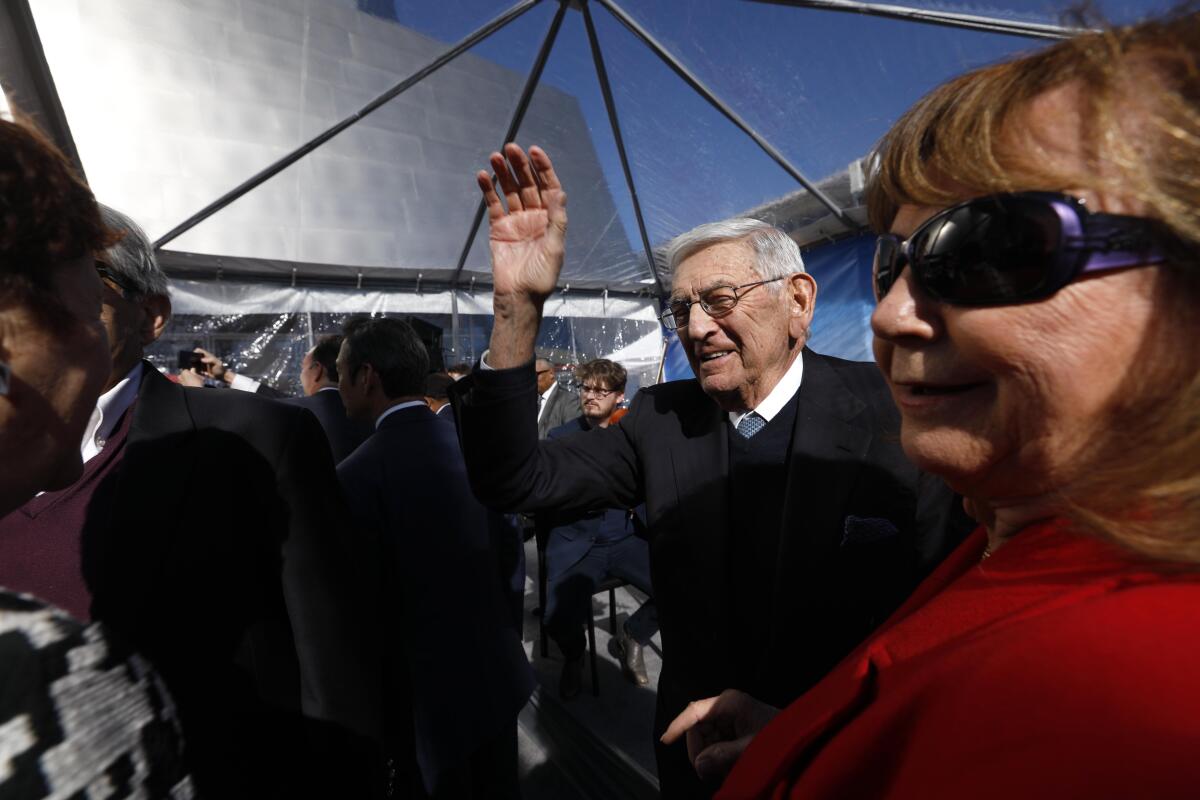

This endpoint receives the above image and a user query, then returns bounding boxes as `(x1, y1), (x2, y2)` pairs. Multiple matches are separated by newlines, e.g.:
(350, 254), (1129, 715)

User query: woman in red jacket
(664, 8), (1200, 798)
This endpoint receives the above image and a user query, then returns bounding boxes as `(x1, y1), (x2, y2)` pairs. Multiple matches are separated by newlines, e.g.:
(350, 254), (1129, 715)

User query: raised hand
(661, 689), (780, 782)
(476, 144), (567, 304)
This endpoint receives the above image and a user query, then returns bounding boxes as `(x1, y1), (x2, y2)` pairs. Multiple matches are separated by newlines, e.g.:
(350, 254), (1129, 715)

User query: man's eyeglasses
(873, 191), (1171, 307)
(95, 261), (138, 298)
(573, 383), (619, 398)
(660, 275), (786, 331)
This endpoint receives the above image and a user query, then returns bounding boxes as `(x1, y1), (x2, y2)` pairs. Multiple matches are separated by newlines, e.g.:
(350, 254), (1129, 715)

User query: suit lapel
(664, 388), (734, 669)
(96, 367), (200, 610)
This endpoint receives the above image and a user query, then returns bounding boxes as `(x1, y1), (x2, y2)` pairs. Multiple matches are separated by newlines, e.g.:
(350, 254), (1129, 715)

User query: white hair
(663, 218), (805, 292)
(99, 205), (169, 297)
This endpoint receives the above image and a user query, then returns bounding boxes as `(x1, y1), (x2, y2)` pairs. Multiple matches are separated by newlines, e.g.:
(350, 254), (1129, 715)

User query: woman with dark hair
(664, 8), (1200, 798)
(0, 115), (193, 797)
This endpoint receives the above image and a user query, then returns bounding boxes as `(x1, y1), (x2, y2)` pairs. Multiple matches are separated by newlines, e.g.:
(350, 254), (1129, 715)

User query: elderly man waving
(451, 144), (967, 798)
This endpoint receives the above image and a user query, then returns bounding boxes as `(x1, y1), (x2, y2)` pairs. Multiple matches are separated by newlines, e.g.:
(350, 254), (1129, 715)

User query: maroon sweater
(0, 402), (135, 620)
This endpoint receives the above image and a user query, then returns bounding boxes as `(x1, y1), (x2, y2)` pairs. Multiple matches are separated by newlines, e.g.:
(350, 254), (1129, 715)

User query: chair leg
(609, 587), (618, 636)
(538, 546), (548, 659)
(586, 615), (599, 696)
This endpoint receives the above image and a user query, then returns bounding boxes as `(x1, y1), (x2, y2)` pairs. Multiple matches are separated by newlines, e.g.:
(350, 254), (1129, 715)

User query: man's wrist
(488, 296), (543, 370)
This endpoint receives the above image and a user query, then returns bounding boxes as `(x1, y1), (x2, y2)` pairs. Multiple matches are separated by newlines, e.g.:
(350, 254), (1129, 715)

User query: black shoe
(559, 656), (584, 700)
(615, 623), (649, 686)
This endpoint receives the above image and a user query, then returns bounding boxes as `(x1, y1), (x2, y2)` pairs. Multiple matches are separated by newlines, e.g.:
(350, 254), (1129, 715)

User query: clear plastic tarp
(156, 280), (662, 395)
(24, 0), (1169, 383)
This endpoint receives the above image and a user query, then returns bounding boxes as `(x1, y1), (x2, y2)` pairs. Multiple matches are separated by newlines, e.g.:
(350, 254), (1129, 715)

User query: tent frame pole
(450, 0), (570, 288)
(152, 0), (545, 250)
(592, 0), (856, 229)
(581, 2), (665, 299)
(749, 0), (1090, 40)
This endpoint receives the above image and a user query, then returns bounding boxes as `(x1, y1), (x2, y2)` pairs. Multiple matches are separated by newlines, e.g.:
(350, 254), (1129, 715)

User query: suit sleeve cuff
(230, 374), (262, 393)
(456, 356), (536, 407)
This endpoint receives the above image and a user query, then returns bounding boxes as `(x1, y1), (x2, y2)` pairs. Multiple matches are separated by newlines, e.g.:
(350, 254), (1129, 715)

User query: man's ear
(359, 362), (377, 393)
(311, 361), (326, 385)
(787, 273), (817, 342)
(139, 294), (172, 346)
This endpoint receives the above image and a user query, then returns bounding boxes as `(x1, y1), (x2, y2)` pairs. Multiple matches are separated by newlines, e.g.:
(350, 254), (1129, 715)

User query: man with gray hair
(0, 206), (382, 797)
(450, 145), (967, 797)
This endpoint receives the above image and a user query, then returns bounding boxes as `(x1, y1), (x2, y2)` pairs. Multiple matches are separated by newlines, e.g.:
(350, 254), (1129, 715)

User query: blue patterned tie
(736, 412), (766, 439)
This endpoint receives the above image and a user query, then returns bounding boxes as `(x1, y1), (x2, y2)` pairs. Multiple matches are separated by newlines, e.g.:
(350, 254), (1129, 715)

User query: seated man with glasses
(541, 359), (657, 698)
(451, 142), (968, 799)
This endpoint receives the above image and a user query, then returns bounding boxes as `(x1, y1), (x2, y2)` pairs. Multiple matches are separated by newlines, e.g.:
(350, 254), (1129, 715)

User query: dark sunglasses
(95, 261), (138, 298)
(873, 192), (1170, 306)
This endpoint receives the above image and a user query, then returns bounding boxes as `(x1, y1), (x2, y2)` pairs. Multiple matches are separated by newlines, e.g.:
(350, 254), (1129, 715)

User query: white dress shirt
(728, 351), (805, 430)
(536, 380), (558, 423)
(375, 400), (428, 430)
(229, 373), (262, 393)
(81, 362), (143, 463)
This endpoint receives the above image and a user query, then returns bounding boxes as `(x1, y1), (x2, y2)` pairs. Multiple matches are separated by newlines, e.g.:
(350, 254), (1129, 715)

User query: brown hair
(868, 8), (1200, 563)
(0, 114), (116, 318)
(575, 358), (627, 392)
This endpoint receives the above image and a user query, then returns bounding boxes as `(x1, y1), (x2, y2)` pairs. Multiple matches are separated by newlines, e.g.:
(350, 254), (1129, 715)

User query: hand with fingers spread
(661, 690), (780, 783)
(476, 143), (567, 368)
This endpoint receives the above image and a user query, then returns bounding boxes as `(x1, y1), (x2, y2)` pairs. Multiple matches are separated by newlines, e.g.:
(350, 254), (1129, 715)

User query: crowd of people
(0, 6), (1197, 799)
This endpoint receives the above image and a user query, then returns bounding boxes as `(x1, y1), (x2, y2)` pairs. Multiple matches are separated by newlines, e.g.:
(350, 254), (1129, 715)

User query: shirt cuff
(230, 374), (262, 393)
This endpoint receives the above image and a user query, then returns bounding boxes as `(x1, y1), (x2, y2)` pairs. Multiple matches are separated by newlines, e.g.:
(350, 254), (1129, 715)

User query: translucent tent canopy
(20, 0), (1171, 390)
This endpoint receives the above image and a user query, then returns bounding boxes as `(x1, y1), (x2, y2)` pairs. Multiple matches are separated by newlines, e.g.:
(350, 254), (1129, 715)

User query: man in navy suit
(336, 317), (532, 799)
(542, 359), (656, 699)
(284, 334), (373, 462)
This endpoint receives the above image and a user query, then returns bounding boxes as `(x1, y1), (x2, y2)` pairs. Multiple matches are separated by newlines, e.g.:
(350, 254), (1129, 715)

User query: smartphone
(177, 350), (205, 373)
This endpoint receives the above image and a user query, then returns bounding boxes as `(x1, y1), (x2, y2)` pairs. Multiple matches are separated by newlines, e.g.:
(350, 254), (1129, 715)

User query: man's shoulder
(145, 372), (308, 442)
(633, 378), (711, 414)
(805, 349), (893, 414)
(638, 377), (706, 401)
(809, 349), (886, 385)
(289, 390), (343, 414)
(547, 416), (586, 439)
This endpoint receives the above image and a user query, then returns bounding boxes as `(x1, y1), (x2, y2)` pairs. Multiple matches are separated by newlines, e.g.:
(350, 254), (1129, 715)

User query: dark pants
(545, 535), (657, 660)
(403, 725), (520, 800)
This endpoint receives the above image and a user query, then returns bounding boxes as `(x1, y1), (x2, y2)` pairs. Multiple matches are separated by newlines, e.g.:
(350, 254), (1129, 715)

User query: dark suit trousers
(545, 534), (657, 660)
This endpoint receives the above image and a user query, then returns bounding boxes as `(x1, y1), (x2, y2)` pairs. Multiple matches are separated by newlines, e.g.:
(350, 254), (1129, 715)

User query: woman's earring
(0, 361), (9, 396)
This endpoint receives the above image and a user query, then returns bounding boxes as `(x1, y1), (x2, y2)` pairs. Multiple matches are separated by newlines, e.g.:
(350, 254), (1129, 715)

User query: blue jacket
(543, 416), (638, 572)
(337, 405), (533, 792)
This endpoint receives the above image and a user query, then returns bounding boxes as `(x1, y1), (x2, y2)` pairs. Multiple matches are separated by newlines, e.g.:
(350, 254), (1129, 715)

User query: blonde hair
(867, 7), (1200, 563)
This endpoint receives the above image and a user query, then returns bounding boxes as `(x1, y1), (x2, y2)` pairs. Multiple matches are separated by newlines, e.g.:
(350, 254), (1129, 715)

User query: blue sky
(367, 0), (1173, 253)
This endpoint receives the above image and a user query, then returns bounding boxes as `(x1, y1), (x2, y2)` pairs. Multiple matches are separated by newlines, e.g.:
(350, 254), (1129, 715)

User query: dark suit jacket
(452, 349), (967, 725)
(536, 382), (579, 439)
(84, 366), (380, 798)
(284, 388), (372, 463)
(336, 405), (533, 793)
